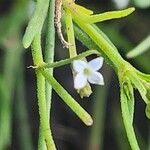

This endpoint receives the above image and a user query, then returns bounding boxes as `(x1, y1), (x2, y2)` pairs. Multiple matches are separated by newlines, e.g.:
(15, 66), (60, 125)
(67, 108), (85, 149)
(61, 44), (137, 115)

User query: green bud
(78, 83), (92, 98)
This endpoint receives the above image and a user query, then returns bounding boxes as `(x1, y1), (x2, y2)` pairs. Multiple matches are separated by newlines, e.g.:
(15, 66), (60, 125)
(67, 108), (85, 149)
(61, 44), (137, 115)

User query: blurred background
(0, 0), (150, 150)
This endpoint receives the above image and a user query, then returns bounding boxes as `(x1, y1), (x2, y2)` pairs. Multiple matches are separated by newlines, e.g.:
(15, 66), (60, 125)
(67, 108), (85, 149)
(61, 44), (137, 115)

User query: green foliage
(1, 0), (150, 150)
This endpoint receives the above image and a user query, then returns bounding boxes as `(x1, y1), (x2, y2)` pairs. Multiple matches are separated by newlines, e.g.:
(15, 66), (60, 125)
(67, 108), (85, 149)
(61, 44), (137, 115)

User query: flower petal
(88, 57), (104, 71)
(88, 72), (104, 85)
(74, 73), (87, 89)
(73, 60), (87, 73)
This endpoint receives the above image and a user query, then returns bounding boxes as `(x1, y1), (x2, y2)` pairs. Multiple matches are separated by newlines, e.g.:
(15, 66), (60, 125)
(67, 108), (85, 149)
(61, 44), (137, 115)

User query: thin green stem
(45, 0), (55, 115)
(31, 34), (56, 150)
(64, 6), (93, 97)
(41, 69), (93, 126)
(41, 50), (99, 69)
(65, 8), (77, 57)
(38, 0), (56, 149)
(73, 19), (125, 71)
(120, 86), (140, 150)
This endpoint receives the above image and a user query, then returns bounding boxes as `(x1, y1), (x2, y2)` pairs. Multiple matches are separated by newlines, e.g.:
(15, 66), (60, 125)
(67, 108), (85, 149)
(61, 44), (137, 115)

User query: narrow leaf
(42, 69), (93, 126)
(130, 73), (148, 104)
(23, 0), (49, 48)
(77, 7), (135, 24)
(75, 4), (93, 15)
(127, 34), (150, 58)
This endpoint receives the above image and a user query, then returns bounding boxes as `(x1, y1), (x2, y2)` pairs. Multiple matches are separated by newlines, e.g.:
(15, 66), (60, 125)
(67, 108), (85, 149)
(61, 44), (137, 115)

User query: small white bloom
(113, 0), (129, 9)
(73, 57), (104, 89)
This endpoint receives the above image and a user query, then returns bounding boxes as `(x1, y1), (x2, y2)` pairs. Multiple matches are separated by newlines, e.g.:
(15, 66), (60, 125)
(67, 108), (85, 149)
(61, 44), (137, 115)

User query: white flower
(113, 0), (129, 9)
(73, 57), (104, 89)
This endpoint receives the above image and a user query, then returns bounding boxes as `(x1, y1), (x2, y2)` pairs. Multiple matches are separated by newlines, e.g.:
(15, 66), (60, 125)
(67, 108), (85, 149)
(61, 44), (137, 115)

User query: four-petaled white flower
(73, 57), (104, 89)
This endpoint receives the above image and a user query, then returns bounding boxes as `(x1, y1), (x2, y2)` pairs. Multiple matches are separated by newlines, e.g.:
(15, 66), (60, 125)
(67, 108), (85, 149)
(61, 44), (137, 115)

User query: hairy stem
(31, 34), (56, 150)
(41, 69), (93, 126)
(120, 85), (140, 150)
(41, 50), (99, 69)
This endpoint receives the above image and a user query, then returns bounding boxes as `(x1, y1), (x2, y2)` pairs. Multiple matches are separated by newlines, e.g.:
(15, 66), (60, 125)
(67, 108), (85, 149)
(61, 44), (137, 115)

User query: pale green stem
(70, 9), (141, 150)
(41, 69), (93, 126)
(65, 8), (77, 57)
(63, 2), (146, 149)
(31, 34), (56, 150)
(45, 0), (55, 118)
(41, 50), (99, 69)
(73, 19), (125, 71)
(38, 0), (56, 149)
(120, 86), (140, 150)
(65, 7), (93, 97)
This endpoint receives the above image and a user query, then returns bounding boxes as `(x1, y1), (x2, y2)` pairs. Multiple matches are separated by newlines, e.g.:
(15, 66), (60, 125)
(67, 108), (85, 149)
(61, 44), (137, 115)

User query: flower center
(83, 68), (91, 75)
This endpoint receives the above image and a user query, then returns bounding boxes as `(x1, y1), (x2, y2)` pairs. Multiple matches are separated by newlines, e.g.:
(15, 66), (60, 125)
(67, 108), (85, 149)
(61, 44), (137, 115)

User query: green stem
(45, 0), (55, 115)
(73, 19), (125, 71)
(63, 0), (127, 71)
(41, 69), (93, 126)
(41, 50), (99, 69)
(120, 86), (140, 150)
(38, 0), (56, 149)
(31, 34), (56, 150)
(65, 8), (77, 57)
